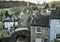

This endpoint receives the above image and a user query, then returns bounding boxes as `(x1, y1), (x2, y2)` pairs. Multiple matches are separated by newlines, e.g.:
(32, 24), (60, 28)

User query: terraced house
(50, 7), (60, 41)
(30, 15), (50, 42)
(30, 7), (60, 42)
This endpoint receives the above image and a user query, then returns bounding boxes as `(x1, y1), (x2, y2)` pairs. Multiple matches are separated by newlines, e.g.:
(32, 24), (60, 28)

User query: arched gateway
(10, 28), (31, 42)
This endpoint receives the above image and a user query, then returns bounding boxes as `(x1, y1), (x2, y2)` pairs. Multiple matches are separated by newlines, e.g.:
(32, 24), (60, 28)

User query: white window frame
(56, 34), (60, 40)
(36, 38), (42, 42)
(35, 27), (42, 33)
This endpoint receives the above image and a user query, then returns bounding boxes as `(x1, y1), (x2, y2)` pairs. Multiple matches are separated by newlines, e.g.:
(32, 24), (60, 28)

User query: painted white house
(4, 18), (18, 28)
(50, 7), (60, 41)
(50, 19), (60, 40)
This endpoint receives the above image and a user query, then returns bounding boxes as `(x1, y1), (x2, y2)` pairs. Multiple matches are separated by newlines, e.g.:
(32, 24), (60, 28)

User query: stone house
(30, 16), (50, 42)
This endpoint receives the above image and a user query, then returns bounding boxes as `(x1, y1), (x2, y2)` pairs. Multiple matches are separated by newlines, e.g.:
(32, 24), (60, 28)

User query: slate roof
(50, 11), (60, 19)
(50, 7), (60, 19)
(31, 16), (49, 27)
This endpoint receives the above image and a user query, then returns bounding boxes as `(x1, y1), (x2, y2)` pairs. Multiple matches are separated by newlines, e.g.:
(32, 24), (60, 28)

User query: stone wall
(31, 26), (49, 42)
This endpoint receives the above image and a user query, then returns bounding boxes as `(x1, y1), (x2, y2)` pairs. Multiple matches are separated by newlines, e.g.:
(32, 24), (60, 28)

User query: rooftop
(50, 7), (60, 19)
(31, 15), (49, 27)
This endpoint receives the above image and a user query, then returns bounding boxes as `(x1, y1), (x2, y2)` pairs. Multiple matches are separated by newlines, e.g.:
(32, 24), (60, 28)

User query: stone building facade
(31, 16), (50, 42)
(31, 26), (49, 42)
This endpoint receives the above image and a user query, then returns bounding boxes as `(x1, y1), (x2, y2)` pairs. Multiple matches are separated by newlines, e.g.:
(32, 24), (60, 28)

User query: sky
(24, 0), (60, 4)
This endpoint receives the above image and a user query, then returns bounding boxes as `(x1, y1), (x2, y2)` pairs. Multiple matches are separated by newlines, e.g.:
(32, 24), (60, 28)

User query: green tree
(45, 3), (49, 9)
(5, 10), (9, 18)
(31, 5), (38, 10)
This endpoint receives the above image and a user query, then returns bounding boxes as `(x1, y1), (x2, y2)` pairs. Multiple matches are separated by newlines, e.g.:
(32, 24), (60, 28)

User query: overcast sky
(24, 0), (60, 4)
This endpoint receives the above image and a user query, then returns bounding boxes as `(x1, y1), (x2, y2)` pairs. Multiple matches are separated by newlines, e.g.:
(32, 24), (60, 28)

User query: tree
(5, 10), (9, 18)
(31, 5), (38, 10)
(45, 3), (49, 9)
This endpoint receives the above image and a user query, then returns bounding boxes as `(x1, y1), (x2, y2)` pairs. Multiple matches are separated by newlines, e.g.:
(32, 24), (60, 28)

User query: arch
(10, 30), (31, 42)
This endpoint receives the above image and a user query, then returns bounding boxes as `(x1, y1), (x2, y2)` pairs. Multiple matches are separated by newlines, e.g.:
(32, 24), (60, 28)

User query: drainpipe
(49, 16), (50, 42)
(13, 15), (15, 32)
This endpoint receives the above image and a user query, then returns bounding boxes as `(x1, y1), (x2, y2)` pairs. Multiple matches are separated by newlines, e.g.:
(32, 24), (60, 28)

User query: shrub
(51, 39), (60, 42)
(0, 32), (4, 38)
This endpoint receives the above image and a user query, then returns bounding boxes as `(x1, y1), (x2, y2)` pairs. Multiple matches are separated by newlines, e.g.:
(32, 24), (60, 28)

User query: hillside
(0, 1), (37, 14)
(0, 1), (36, 8)
(48, 1), (60, 6)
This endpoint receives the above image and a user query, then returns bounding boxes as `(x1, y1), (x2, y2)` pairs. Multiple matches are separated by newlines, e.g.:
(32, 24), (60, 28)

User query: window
(36, 38), (42, 42)
(58, 20), (60, 27)
(56, 34), (60, 39)
(59, 20), (60, 24)
(35, 27), (41, 33)
(36, 33), (41, 38)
